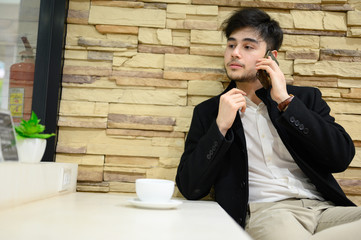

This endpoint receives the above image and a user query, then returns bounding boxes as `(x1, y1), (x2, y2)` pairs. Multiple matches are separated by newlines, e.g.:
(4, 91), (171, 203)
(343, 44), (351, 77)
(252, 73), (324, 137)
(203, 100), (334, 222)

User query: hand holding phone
(256, 50), (279, 89)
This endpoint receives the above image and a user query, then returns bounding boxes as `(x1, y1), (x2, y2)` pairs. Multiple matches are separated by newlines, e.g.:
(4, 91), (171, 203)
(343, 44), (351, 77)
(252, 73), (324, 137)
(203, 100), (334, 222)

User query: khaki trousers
(245, 199), (361, 240)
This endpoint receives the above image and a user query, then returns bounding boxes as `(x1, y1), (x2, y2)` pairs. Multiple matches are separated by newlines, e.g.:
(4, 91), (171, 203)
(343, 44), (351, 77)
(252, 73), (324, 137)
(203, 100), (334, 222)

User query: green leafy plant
(15, 111), (55, 140)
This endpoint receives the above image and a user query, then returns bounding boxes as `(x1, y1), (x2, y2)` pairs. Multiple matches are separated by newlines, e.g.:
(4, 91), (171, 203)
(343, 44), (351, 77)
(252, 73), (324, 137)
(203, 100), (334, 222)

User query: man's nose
(231, 45), (241, 59)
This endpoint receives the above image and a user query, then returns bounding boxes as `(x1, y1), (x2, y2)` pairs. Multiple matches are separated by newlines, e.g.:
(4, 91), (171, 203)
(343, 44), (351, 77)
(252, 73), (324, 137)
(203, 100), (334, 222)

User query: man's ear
(271, 50), (278, 58)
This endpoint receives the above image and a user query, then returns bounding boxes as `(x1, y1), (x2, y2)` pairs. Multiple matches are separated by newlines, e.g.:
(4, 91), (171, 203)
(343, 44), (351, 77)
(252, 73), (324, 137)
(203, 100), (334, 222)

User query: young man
(176, 8), (361, 240)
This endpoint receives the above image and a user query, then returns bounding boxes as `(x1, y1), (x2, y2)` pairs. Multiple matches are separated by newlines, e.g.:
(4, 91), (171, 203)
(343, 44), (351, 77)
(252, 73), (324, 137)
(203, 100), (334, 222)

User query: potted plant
(15, 111), (55, 163)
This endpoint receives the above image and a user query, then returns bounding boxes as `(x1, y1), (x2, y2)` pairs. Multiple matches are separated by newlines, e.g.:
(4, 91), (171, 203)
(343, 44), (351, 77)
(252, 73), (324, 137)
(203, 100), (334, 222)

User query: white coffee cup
(135, 178), (175, 203)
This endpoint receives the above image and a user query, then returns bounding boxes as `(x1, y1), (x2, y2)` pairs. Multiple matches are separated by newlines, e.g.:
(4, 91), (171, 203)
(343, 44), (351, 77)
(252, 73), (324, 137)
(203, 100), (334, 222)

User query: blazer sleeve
(176, 104), (234, 200)
(277, 87), (355, 173)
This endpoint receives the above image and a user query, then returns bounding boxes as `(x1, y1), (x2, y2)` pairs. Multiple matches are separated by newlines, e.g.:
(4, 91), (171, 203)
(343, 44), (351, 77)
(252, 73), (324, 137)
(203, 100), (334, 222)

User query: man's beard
(225, 67), (258, 83)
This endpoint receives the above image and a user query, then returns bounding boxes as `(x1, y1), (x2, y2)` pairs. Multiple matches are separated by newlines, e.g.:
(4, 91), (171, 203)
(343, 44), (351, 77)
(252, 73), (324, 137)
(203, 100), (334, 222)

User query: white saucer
(128, 198), (183, 209)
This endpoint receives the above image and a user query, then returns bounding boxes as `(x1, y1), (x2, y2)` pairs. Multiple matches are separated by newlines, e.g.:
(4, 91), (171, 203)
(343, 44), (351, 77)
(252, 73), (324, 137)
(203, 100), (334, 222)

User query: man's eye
(244, 45), (253, 50)
(228, 44), (235, 49)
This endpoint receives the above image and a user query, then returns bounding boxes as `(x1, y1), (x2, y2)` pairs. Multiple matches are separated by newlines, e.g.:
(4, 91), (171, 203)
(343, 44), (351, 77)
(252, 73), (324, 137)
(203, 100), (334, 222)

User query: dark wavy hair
(222, 8), (283, 51)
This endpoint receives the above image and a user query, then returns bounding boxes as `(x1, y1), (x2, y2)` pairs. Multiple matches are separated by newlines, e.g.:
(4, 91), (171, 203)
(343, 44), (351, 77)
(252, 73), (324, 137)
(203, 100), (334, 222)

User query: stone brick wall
(57, 0), (361, 204)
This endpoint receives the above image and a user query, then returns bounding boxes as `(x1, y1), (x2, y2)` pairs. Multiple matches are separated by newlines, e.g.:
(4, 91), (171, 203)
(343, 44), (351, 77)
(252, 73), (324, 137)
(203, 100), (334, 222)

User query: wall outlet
(58, 168), (72, 192)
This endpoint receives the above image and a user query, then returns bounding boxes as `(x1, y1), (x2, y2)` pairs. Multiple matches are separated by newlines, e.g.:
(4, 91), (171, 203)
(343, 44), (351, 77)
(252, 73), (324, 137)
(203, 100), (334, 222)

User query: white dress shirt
(240, 97), (323, 203)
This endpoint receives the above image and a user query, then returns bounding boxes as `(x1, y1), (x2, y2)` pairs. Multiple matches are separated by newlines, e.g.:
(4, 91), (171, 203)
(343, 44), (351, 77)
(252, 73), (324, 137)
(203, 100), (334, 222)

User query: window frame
(32, 0), (68, 162)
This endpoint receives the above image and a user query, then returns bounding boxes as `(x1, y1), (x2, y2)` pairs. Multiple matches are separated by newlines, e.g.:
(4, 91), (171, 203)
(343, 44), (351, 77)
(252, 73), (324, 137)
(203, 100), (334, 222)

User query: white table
(0, 192), (252, 240)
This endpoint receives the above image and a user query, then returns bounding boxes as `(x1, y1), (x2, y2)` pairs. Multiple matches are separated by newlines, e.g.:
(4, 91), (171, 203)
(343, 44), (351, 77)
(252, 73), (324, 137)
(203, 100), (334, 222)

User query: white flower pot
(17, 138), (47, 163)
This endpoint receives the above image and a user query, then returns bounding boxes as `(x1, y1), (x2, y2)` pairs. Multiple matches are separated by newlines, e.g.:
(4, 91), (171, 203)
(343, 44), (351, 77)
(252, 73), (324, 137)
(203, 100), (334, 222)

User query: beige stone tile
(78, 36), (137, 48)
(328, 102), (361, 115)
(348, 10), (361, 26)
(106, 129), (184, 138)
(108, 103), (194, 118)
(91, 0), (144, 8)
(123, 53), (165, 69)
(157, 29), (173, 45)
(56, 143), (87, 154)
(164, 53), (223, 69)
(69, 0), (90, 11)
(190, 30), (225, 45)
(105, 155), (159, 168)
(338, 79), (361, 88)
(293, 76), (338, 88)
(159, 157), (181, 168)
(87, 143), (183, 158)
(282, 35), (320, 50)
(103, 166), (147, 182)
(151, 137), (184, 149)
(67, 10), (89, 25)
(113, 50), (137, 57)
(164, 70), (227, 81)
(319, 87), (344, 98)
(61, 88), (187, 106)
(320, 36), (361, 50)
(64, 50), (88, 60)
(67, 24), (105, 39)
(106, 34), (138, 45)
(351, 147), (361, 168)
(95, 25), (138, 35)
(146, 167), (178, 181)
(112, 56), (128, 67)
(190, 44), (224, 57)
(76, 182), (110, 193)
(112, 76), (187, 88)
(268, 12), (294, 29)
(59, 100), (109, 117)
(56, 154), (104, 166)
(108, 122), (174, 132)
(138, 44), (189, 54)
(172, 29), (190, 47)
(77, 165), (104, 182)
(146, 0), (190, 3)
(108, 182), (135, 193)
(291, 10), (324, 30)
(349, 27), (361, 37)
(58, 116), (108, 128)
(294, 60), (361, 78)
(88, 51), (113, 61)
(324, 12), (347, 31)
(167, 4), (218, 15)
(89, 5), (166, 28)
(187, 96), (210, 106)
(62, 77), (117, 88)
(139, 27), (159, 44)
(285, 49), (319, 60)
(112, 67), (164, 78)
(334, 114), (361, 141)
(342, 88), (361, 99)
(166, 19), (185, 29)
(188, 80), (224, 96)
(184, 19), (218, 30)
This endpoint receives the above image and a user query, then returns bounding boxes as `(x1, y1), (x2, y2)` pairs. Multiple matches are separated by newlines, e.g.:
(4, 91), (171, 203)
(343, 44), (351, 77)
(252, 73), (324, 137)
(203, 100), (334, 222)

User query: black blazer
(176, 81), (355, 228)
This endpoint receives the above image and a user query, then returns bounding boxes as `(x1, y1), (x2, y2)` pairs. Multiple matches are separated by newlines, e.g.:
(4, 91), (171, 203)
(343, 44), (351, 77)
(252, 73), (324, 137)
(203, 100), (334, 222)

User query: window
(0, 0), (68, 161)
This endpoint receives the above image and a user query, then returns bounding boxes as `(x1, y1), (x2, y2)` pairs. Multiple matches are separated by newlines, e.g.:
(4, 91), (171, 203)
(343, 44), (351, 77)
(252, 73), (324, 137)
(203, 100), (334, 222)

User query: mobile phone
(256, 50), (279, 89)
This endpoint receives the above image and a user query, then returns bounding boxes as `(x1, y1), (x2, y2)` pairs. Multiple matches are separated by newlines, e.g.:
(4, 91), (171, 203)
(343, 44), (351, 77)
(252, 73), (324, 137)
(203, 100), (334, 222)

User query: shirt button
(303, 128), (309, 134)
(299, 124), (304, 130)
(294, 120), (300, 126)
(290, 116), (295, 123)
